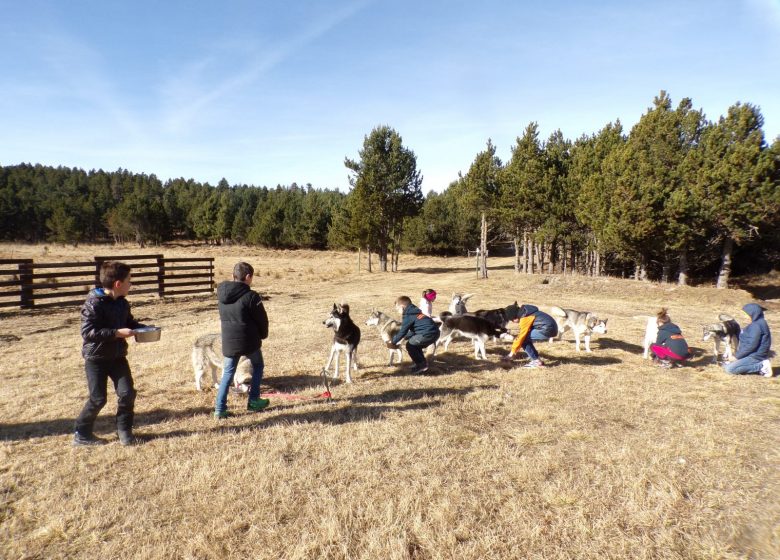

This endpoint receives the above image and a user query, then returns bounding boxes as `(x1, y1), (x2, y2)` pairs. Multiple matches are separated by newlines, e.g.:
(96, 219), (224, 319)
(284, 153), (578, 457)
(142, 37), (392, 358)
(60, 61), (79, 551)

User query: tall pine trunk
(367, 245), (372, 273)
(523, 231), (530, 274)
(716, 237), (734, 289)
(513, 229), (521, 273)
(678, 249), (689, 286)
(479, 212), (488, 279)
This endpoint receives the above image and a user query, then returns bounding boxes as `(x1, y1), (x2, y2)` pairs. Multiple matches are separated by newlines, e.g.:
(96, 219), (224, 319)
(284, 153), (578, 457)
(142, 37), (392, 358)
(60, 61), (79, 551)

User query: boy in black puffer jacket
(214, 262), (269, 418)
(650, 308), (690, 368)
(74, 261), (149, 446)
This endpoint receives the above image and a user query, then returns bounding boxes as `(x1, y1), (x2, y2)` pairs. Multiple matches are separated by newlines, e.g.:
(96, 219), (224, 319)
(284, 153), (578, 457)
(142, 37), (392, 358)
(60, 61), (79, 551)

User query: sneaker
(213, 410), (232, 419)
(247, 398), (270, 412)
(73, 432), (108, 447)
(522, 359), (544, 368)
(760, 359), (773, 377)
(412, 361), (429, 374)
(657, 360), (672, 369)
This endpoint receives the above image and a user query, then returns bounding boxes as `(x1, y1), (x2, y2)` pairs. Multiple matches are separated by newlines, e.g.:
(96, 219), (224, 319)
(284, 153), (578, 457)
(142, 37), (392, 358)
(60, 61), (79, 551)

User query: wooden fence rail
(0, 255), (214, 310)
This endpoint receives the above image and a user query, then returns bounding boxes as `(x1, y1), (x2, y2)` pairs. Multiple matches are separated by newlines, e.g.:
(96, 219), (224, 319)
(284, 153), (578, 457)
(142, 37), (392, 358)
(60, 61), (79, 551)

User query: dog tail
(549, 306), (566, 318)
(718, 313), (735, 322)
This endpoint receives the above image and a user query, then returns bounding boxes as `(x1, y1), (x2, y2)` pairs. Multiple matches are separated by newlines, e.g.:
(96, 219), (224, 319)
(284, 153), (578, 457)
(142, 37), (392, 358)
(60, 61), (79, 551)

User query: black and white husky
(470, 301), (521, 342)
(365, 310), (403, 365)
(702, 314), (741, 363)
(192, 333), (252, 392)
(436, 314), (507, 360)
(549, 306), (608, 353)
(323, 303), (361, 383)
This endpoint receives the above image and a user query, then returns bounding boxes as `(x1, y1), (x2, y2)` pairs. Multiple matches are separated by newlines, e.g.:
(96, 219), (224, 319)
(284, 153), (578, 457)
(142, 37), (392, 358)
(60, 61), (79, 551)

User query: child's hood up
(742, 303), (765, 322)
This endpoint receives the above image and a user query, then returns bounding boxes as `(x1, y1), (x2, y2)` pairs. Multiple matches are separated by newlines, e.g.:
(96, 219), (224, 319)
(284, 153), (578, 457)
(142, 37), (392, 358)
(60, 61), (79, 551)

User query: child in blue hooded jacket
(724, 303), (773, 377)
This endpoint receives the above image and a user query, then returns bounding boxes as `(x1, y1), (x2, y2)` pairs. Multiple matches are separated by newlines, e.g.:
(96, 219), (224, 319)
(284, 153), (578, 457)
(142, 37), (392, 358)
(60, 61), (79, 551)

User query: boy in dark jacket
(724, 303), (773, 377)
(214, 262), (270, 418)
(390, 296), (440, 373)
(651, 309), (690, 368)
(74, 261), (148, 446)
(501, 304), (558, 368)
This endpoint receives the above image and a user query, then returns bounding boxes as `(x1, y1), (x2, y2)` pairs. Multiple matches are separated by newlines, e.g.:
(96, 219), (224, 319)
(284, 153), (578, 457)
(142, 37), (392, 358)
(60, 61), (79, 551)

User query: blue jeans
(215, 349), (264, 413)
(723, 356), (763, 375)
(523, 329), (555, 361)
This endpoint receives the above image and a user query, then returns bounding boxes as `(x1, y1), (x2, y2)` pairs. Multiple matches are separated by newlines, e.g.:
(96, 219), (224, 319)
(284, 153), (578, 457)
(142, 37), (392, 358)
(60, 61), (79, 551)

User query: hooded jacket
(392, 304), (440, 345)
(81, 288), (143, 361)
(217, 281), (268, 357)
(655, 322), (690, 358)
(735, 303), (771, 360)
(510, 304), (558, 355)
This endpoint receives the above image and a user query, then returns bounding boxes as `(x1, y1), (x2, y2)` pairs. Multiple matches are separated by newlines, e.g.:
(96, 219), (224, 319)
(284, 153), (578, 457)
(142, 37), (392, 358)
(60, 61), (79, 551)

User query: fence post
(157, 256), (165, 298)
(19, 260), (33, 309)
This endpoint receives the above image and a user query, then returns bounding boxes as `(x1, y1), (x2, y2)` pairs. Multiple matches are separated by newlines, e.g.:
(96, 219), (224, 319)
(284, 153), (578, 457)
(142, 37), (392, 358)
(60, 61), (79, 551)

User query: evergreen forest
(1, 92), (778, 286)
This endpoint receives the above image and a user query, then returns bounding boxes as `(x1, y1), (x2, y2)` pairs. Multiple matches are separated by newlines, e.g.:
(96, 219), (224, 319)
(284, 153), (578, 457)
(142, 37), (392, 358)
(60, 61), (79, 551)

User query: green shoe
(247, 398), (270, 412)
(214, 410), (232, 419)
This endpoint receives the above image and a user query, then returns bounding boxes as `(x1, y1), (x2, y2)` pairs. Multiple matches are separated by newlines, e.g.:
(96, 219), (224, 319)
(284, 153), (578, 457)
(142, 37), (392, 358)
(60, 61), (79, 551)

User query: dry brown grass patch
(0, 243), (778, 559)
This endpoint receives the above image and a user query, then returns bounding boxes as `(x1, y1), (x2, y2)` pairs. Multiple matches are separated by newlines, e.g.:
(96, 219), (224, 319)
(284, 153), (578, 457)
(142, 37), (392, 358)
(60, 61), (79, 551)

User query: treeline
(0, 168), (344, 249)
(0, 91), (778, 286)
(405, 92), (780, 286)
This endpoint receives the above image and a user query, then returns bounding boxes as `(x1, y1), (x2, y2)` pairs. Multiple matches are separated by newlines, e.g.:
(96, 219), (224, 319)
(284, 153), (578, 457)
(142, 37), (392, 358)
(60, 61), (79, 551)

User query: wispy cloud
(162, 1), (372, 134)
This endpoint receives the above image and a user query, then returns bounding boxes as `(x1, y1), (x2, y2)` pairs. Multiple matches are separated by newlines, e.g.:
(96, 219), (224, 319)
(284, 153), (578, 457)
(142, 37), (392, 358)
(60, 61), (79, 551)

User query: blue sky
(1, 0), (778, 192)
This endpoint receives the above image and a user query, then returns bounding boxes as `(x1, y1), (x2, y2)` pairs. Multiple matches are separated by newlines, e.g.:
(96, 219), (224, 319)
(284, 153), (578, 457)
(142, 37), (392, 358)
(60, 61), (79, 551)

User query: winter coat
(509, 304), (559, 354)
(81, 288), (143, 361)
(217, 281), (269, 357)
(392, 304), (440, 345)
(735, 303), (771, 360)
(655, 322), (690, 358)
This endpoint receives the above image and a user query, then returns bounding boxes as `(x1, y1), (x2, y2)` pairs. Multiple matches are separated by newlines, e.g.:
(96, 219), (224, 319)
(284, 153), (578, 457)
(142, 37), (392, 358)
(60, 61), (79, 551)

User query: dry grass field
(1, 243), (778, 560)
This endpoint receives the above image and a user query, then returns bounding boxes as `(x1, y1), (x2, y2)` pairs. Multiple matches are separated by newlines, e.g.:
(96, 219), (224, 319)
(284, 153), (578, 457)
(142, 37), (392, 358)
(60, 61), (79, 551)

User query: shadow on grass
(350, 384), (498, 405)
(0, 406), (212, 442)
(596, 337), (644, 354)
(401, 264), (516, 274)
(551, 355), (623, 366)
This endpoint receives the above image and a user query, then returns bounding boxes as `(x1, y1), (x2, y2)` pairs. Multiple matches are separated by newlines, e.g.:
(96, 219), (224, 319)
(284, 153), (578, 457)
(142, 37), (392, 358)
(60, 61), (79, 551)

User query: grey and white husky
(434, 292), (475, 324)
(702, 314), (741, 363)
(549, 306), (608, 353)
(192, 333), (252, 392)
(365, 310), (403, 365)
(323, 303), (361, 383)
(436, 314), (507, 360)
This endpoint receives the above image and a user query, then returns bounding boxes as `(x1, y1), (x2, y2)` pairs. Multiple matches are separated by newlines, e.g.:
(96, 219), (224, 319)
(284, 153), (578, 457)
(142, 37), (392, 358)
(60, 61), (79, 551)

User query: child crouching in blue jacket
(724, 303), (773, 377)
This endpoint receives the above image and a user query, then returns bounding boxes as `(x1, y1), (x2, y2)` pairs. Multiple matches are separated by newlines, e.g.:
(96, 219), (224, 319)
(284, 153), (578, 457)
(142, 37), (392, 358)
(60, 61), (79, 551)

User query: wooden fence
(0, 255), (214, 310)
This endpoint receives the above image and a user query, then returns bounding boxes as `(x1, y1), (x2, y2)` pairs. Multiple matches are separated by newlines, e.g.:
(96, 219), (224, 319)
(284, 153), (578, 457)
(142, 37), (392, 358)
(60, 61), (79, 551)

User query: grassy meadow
(0, 243), (778, 559)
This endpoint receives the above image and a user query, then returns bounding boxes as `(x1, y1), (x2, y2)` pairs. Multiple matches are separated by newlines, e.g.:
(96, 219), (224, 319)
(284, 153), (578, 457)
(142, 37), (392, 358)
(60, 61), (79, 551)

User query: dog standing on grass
(323, 303), (361, 383)
(365, 310), (403, 365)
(549, 306), (608, 353)
(702, 314), (741, 364)
(192, 333), (252, 392)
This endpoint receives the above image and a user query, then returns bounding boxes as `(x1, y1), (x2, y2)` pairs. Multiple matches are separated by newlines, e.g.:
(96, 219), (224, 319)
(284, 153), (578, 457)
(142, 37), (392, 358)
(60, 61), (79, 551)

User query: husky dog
(323, 303), (361, 383)
(436, 314), (507, 360)
(192, 333), (252, 392)
(702, 314), (741, 363)
(365, 310), (403, 365)
(471, 301), (521, 342)
(435, 293), (475, 324)
(549, 306), (609, 353)
(634, 315), (659, 359)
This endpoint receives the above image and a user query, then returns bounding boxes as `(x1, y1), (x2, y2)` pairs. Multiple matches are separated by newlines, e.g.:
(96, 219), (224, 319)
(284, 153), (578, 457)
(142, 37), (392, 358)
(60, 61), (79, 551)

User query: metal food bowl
(134, 326), (162, 343)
